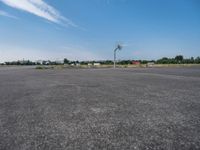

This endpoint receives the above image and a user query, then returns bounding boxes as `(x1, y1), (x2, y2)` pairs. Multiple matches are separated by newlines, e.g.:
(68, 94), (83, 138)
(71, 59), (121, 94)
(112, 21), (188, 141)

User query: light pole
(114, 44), (122, 68)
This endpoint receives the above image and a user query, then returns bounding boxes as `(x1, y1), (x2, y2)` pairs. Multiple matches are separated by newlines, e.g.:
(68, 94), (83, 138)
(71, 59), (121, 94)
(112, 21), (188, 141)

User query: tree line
(58, 56), (200, 65)
(1, 60), (63, 65)
(156, 55), (200, 64)
(1, 55), (200, 65)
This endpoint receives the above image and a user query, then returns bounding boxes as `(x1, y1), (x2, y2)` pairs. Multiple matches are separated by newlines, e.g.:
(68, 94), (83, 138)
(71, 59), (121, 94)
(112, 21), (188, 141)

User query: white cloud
(0, 0), (77, 27)
(0, 10), (18, 19)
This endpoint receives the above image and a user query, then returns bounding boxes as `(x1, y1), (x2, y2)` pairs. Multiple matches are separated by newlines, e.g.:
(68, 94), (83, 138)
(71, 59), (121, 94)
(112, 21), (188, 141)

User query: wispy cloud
(0, 0), (77, 27)
(0, 10), (18, 19)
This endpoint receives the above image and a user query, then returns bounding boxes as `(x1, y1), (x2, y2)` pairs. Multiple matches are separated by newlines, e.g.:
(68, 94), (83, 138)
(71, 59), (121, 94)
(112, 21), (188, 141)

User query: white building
(93, 63), (101, 66)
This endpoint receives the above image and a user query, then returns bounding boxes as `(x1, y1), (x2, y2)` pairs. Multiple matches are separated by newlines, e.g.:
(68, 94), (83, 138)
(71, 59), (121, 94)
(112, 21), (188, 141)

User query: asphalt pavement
(0, 67), (200, 150)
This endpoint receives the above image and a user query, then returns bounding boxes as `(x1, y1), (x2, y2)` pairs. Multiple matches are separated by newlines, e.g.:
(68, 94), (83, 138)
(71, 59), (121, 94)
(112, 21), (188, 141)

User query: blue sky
(0, 0), (200, 62)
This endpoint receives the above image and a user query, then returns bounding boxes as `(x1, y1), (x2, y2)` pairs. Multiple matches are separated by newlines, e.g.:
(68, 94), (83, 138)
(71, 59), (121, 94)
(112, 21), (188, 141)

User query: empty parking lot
(0, 67), (200, 150)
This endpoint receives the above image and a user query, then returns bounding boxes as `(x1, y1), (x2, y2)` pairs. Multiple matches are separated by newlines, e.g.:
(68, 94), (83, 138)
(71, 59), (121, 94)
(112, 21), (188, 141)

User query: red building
(132, 61), (140, 65)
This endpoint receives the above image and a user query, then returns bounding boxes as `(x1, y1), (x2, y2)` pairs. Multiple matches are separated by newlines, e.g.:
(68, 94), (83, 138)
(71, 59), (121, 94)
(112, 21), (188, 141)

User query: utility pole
(113, 44), (122, 68)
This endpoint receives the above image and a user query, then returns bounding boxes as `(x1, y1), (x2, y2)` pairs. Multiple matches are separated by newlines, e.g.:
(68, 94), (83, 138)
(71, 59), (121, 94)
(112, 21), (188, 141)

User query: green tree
(64, 58), (70, 64)
(195, 57), (200, 64)
(190, 57), (194, 64)
(157, 57), (169, 64)
(175, 55), (183, 63)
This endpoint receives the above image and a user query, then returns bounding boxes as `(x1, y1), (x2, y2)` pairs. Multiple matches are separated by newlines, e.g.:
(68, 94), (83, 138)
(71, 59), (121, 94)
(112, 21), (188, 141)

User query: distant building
(36, 60), (43, 65)
(93, 63), (100, 66)
(132, 61), (140, 65)
(147, 62), (155, 67)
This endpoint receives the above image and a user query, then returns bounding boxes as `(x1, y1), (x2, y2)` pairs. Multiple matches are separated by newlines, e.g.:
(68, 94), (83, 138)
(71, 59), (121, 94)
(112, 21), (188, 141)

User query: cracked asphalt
(0, 67), (200, 150)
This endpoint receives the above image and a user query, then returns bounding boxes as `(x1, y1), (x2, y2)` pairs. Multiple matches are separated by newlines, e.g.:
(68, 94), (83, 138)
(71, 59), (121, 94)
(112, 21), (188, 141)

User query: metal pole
(113, 44), (122, 68)
(114, 48), (117, 68)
